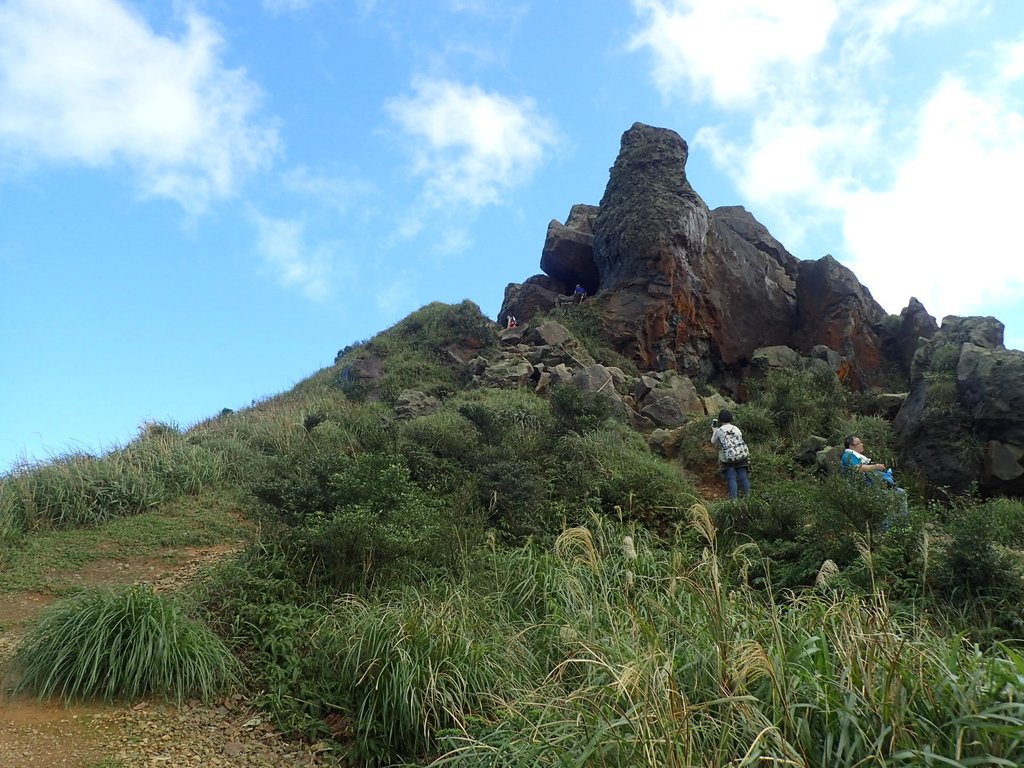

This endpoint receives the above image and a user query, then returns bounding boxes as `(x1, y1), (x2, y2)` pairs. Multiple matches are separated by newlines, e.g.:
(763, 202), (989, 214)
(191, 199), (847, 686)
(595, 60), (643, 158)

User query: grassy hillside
(2, 300), (1023, 767)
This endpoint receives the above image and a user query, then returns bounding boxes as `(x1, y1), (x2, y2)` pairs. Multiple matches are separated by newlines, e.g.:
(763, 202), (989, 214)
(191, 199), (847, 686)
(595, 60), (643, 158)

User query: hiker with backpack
(711, 409), (750, 499)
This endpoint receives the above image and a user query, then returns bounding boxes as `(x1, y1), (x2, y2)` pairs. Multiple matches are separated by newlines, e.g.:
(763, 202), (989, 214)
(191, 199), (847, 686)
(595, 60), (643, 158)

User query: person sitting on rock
(841, 435), (909, 519)
(506, 315), (518, 329)
(573, 284), (587, 304)
(841, 435), (892, 483)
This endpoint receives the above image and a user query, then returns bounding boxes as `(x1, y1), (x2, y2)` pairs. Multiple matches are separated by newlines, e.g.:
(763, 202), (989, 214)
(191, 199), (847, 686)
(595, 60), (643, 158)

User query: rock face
(501, 122), (921, 390)
(894, 316), (1024, 495)
(793, 255), (890, 388)
(539, 204), (600, 294)
(493, 120), (1019, 496)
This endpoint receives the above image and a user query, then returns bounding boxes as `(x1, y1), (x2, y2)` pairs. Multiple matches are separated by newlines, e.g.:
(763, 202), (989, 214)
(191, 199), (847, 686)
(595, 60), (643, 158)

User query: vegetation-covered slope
(2, 300), (1023, 767)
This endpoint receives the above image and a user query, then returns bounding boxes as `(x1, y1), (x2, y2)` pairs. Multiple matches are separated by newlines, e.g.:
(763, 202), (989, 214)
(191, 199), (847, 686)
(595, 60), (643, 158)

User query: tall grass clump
(0, 427), (232, 539)
(0, 452), (166, 534)
(742, 366), (850, 448)
(14, 585), (237, 703)
(314, 588), (529, 766)
(426, 510), (1024, 768)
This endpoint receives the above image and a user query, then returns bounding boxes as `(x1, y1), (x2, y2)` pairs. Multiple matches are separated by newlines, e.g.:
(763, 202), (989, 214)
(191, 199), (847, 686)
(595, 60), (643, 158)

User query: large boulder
(704, 206), (800, 367)
(497, 274), (564, 325)
(793, 255), (891, 389)
(540, 204), (600, 294)
(586, 124), (880, 385)
(894, 316), (1024, 495)
(590, 123), (715, 374)
(888, 297), (939, 372)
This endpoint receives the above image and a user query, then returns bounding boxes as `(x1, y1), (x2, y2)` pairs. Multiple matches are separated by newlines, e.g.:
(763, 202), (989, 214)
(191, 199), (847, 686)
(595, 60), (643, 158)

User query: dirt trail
(0, 546), (333, 767)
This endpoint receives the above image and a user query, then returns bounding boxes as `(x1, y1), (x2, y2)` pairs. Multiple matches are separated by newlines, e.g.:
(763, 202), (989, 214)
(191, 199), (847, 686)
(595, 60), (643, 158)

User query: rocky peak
(592, 122), (710, 292)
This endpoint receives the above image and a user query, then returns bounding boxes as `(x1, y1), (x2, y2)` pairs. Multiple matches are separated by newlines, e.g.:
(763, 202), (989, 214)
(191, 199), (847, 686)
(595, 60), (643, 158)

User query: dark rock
(985, 441), (1024, 483)
(444, 337), (485, 364)
(336, 355), (385, 391)
(752, 345), (803, 371)
(641, 396), (686, 428)
(499, 326), (526, 345)
(810, 345), (843, 371)
(794, 255), (890, 389)
(957, 342), (1024, 444)
(648, 427), (685, 459)
(816, 445), (844, 473)
(498, 274), (565, 326)
(526, 321), (574, 347)
(478, 358), (535, 389)
(704, 206), (801, 366)
(590, 123), (714, 373)
(540, 205), (600, 293)
(394, 390), (442, 420)
(890, 297), (939, 372)
(894, 317), (1024, 495)
(794, 435), (829, 466)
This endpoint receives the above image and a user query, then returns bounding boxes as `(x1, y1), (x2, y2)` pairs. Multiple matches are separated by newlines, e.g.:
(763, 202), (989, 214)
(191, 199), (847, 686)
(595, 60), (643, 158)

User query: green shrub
(549, 383), (619, 435)
(195, 545), (335, 736)
(556, 426), (695, 529)
(744, 366), (850, 446)
(479, 457), (560, 542)
(976, 497), (1024, 545)
(399, 409), (481, 464)
(377, 356), (457, 404)
(341, 301), (498, 404)
(454, 389), (555, 459)
(384, 300), (499, 357)
(261, 450), (464, 591)
(931, 503), (1023, 600)
(15, 585), (236, 703)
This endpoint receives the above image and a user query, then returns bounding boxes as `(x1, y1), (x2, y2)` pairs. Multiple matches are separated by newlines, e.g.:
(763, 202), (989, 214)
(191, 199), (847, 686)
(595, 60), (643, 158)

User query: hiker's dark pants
(723, 465), (750, 499)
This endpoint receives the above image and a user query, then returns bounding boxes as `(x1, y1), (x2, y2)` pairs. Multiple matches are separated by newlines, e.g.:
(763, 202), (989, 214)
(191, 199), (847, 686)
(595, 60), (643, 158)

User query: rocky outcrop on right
(499, 123), (930, 393)
(492, 120), (1019, 498)
(893, 316), (1024, 495)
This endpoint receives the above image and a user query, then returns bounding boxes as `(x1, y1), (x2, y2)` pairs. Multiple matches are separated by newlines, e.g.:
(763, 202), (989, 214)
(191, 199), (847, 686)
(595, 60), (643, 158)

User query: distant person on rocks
(574, 284), (587, 304)
(506, 315), (518, 329)
(711, 409), (750, 499)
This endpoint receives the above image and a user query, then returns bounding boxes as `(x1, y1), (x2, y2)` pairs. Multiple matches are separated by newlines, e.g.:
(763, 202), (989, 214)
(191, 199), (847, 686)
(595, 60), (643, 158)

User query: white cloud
(282, 166), (378, 215)
(629, 0), (839, 109)
(632, 0), (1022, 323)
(843, 75), (1024, 317)
(384, 76), (558, 209)
(262, 0), (313, 13)
(0, 0), (278, 211)
(251, 213), (333, 301)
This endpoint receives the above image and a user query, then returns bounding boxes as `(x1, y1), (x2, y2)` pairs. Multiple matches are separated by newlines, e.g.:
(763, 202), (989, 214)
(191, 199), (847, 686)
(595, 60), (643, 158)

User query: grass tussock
(14, 585), (237, 704)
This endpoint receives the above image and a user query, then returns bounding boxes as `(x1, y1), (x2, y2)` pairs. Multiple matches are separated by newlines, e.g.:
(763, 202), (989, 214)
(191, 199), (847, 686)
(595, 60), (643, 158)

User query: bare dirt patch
(0, 543), (334, 766)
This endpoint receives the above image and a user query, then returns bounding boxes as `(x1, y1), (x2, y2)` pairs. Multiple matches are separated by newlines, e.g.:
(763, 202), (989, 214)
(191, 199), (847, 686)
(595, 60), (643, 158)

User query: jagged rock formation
(500, 122), (929, 392)
(495, 121), (1023, 497)
(894, 316), (1024, 496)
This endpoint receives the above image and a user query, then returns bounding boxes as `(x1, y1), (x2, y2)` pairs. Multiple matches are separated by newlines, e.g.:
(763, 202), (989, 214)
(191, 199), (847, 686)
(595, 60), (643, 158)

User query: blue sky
(2, 0), (1023, 472)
